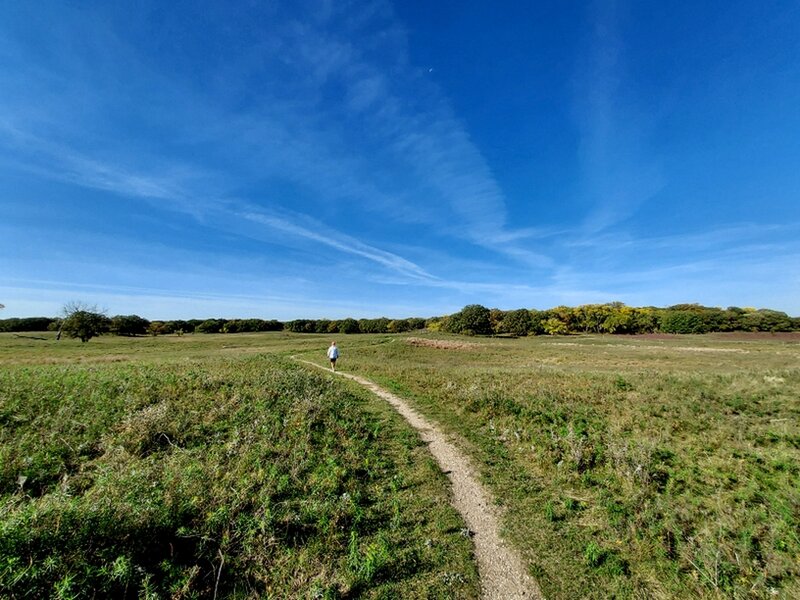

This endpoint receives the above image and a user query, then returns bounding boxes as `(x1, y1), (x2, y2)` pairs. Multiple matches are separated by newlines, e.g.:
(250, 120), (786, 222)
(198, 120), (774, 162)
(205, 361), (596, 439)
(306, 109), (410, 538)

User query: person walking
(327, 341), (339, 372)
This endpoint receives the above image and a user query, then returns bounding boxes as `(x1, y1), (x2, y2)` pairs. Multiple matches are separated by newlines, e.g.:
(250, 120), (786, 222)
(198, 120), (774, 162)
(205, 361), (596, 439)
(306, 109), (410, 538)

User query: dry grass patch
(405, 337), (479, 350)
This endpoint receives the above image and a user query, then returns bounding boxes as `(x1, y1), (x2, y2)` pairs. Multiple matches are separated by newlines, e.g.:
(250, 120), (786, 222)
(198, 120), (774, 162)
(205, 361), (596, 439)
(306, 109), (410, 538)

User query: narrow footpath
(296, 358), (543, 600)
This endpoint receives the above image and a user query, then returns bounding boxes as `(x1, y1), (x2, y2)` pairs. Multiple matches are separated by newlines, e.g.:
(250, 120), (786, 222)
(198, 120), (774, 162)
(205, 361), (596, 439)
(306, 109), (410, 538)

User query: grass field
(2, 331), (799, 598)
(0, 332), (478, 599)
(312, 332), (799, 599)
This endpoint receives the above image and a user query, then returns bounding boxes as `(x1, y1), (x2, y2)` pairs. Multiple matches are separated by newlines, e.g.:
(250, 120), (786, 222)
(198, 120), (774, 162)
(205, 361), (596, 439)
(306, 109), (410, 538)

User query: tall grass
(330, 333), (800, 599)
(0, 347), (478, 598)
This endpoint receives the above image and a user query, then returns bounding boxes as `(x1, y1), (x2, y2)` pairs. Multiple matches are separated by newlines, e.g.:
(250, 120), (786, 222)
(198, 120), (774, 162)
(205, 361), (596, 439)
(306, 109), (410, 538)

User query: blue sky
(2, 1), (799, 320)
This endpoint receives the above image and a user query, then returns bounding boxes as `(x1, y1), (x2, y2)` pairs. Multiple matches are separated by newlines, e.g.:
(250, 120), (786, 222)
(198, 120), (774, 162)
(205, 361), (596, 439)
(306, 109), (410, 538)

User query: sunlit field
(305, 331), (800, 599)
(0, 332), (478, 599)
(2, 330), (798, 599)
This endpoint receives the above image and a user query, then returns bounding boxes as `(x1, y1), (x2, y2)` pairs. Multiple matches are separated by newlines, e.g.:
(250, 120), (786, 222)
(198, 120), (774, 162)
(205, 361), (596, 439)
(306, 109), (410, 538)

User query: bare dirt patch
(405, 337), (480, 350)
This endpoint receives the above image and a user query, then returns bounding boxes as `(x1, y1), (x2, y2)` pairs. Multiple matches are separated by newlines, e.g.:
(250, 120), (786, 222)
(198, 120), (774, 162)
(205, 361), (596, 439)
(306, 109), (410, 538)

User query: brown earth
(405, 337), (480, 350)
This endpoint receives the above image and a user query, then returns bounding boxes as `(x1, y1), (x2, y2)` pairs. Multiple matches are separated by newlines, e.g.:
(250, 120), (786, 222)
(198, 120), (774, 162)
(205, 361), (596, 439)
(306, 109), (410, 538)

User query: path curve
(296, 359), (543, 600)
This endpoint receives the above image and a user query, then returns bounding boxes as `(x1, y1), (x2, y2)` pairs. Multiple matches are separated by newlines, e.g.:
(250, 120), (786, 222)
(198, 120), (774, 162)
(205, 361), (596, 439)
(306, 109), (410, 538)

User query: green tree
(315, 319), (332, 334)
(528, 309), (546, 335)
(286, 319), (316, 333)
(501, 308), (533, 337)
(549, 306), (577, 333)
(358, 318), (390, 333)
(573, 304), (611, 333)
(338, 318), (360, 334)
(629, 307), (658, 333)
(166, 320), (192, 334)
(195, 319), (226, 334)
(489, 308), (505, 335)
(59, 302), (110, 342)
(387, 319), (411, 333)
(602, 305), (635, 333)
(407, 317), (427, 330)
(444, 305), (492, 336)
(0, 317), (55, 332)
(221, 320), (240, 333)
(147, 321), (169, 336)
(659, 310), (706, 334)
(740, 309), (793, 332)
(110, 314), (150, 336)
(542, 317), (569, 335)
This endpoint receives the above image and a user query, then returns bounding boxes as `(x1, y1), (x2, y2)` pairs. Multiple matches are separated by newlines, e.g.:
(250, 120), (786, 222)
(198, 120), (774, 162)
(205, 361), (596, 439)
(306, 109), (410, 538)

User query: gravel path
(297, 359), (543, 600)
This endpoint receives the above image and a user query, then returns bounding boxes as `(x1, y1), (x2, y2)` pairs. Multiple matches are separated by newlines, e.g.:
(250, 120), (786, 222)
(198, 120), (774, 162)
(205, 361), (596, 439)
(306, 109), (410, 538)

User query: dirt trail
(296, 359), (543, 600)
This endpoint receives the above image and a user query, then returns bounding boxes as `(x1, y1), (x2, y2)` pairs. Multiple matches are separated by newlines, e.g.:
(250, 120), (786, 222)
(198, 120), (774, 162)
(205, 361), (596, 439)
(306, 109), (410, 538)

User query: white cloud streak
(574, 1), (664, 233)
(239, 210), (438, 282)
(0, 1), (551, 283)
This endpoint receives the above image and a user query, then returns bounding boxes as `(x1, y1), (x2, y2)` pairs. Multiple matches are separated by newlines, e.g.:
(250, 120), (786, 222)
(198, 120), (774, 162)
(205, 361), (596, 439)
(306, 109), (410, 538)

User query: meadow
(0, 333), (478, 599)
(1, 330), (798, 599)
(323, 332), (800, 599)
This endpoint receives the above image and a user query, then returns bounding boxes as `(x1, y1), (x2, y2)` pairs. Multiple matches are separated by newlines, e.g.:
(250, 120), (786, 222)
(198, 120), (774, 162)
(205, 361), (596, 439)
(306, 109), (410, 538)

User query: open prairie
(304, 331), (800, 599)
(2, 331), (798, 599)
(0, 332), (478, 599)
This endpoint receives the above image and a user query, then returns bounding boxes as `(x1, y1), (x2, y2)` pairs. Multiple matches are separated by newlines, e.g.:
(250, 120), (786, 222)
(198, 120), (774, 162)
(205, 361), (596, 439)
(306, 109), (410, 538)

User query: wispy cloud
(0, 121), (206, 215)
(2, 2), (798, 318)
(0, 1), (550, 278)
(574, 1), (664, 233)
(239, 209), (438, 281)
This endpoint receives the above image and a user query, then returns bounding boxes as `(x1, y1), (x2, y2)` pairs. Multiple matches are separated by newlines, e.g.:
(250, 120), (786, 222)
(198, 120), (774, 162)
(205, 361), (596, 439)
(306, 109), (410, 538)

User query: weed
(614, 376), (632, 391)
(544, 500), (557, 522)
(584, 541), (604, 567)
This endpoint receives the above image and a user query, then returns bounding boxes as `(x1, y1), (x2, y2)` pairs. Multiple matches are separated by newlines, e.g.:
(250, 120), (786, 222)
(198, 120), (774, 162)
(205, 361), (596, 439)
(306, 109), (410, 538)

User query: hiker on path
(327, 341), (339, 371)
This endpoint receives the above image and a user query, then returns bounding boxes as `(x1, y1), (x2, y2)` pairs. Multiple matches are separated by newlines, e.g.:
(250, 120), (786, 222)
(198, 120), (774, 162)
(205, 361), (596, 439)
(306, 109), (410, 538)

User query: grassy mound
(0, 354), (478, 599)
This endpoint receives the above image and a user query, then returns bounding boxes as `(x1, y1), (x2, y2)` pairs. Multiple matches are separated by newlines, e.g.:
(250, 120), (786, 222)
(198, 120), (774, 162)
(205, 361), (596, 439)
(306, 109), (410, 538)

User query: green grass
(4, 330), (800, 598)
(0, 334), (478, 598)
(297, 331), (800, 599)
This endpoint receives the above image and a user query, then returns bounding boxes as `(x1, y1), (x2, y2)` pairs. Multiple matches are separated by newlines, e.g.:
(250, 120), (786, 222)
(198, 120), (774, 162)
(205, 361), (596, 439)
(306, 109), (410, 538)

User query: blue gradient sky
(2, 1), (799, 319)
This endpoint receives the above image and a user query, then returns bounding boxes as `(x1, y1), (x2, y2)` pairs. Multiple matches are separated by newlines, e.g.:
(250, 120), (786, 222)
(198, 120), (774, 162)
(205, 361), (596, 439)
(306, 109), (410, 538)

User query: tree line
(434, 303), (799, 336)
(1, 302), (797, 342)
